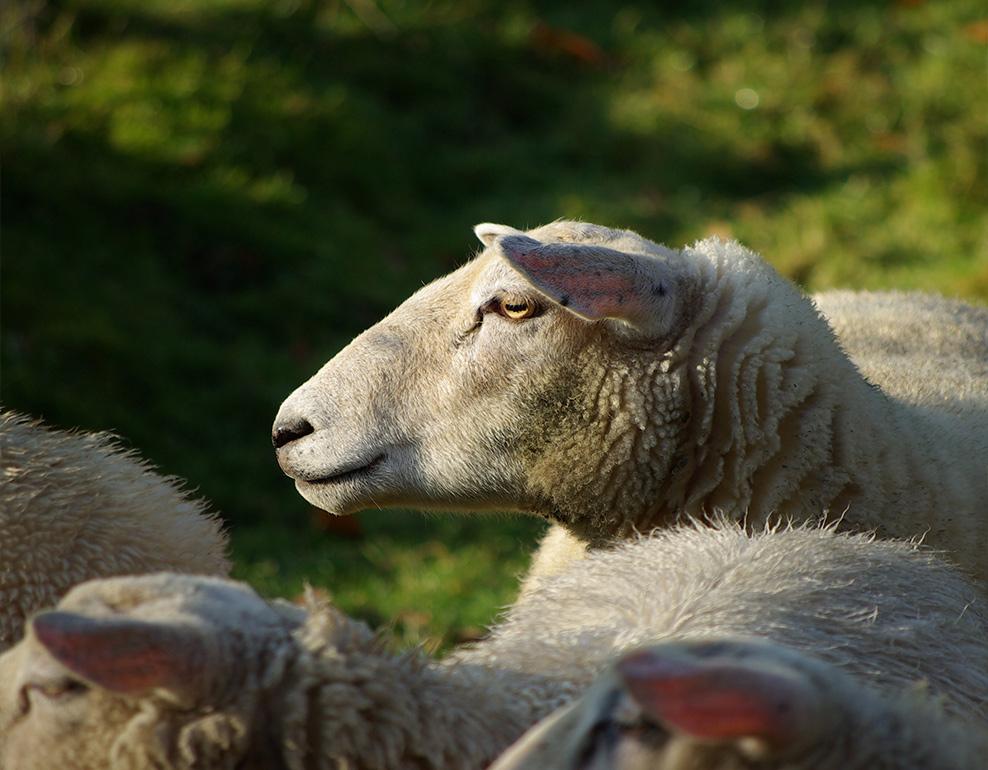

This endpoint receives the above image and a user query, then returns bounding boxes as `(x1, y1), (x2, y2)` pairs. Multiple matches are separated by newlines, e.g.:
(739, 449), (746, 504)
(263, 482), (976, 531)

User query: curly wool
(0, 575), (549, 770)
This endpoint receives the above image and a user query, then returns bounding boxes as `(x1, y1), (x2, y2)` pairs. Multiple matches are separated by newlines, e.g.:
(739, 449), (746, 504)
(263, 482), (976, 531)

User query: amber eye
(498, 297), (537, 320)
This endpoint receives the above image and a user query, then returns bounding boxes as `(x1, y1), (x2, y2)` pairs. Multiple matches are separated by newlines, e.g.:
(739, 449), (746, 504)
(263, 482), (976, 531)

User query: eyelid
(26, 679), (88, 702)
(488, 295), (543, 320)
(459, 295), (542, 343)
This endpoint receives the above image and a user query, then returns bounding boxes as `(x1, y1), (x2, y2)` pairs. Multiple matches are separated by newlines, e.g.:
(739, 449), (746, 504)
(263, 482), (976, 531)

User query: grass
(232, 512), (544, 651)
(2, 0), (986, 650)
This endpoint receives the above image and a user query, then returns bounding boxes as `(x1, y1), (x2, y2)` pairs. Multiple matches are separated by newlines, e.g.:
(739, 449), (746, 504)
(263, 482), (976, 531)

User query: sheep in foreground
(2, 523), (984, 769)
(491, 639), (988, 770)
(0, 573), (550, 770)
(273, 221), (988, 584)
(452, 521), (988, 722)
(0, 411), (230, 651)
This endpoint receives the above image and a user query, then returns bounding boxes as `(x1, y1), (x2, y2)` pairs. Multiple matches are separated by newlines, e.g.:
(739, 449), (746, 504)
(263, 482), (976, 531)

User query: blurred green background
(3, 0), (986, 650)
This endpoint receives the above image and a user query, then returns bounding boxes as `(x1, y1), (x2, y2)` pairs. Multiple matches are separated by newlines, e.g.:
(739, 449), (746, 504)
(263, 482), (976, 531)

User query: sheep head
(0, 574), (300, 770)
(274, 221), (709, 541)
(490, 639), (858, 770)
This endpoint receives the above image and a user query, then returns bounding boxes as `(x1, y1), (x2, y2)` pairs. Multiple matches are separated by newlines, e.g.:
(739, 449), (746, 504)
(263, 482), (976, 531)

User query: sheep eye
(18, 680), (80, 717)
(24, 679), (88, 706)
(497, 297), (538, 320)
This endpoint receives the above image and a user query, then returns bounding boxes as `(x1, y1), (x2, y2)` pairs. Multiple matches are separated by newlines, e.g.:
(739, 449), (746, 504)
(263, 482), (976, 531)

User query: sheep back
(0, 412), (230, 650)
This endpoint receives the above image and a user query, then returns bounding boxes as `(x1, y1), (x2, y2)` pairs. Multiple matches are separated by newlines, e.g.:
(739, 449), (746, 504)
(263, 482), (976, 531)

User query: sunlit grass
(232, 510), (544, 651)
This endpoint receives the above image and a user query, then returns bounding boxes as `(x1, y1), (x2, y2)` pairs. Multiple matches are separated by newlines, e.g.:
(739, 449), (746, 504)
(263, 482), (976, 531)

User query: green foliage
(3, 0), (985, 648)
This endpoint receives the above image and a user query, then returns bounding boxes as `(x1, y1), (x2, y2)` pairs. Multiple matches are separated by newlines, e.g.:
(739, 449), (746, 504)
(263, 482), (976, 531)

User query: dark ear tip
(496, 234), (542, 255)
(32, 610), (58, 630)
(31, 611), (101, 671)
(32, 611), (76, 646)
(618, 648), (678, 677)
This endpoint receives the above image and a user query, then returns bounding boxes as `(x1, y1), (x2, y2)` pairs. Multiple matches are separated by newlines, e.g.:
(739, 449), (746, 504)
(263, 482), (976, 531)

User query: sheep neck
(527, 247), (985, 558)
(254, 615), (536, 770)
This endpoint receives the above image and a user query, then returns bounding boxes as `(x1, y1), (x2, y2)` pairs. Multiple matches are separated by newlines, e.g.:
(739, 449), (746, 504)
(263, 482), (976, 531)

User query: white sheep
(273, 222), (988, 584)
(0, 572), (550, 770)
(526, 288), (988, 595)
(1, 522), (984, 769)
(491, 639), (988, 770)
(814, 289), (988, 415)
(452, 521), (988, 722)
(814, 289), (988, 364)
(0, 411), (230, 651)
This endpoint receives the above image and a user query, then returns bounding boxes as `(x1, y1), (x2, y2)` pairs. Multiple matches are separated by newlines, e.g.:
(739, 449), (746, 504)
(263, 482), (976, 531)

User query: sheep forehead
(0, 639), (28, 694)
(468, 257), (537, 306)
(3, 638), (65, 697)
(384, 256), (484, 320)
(57, 573), (278, 630)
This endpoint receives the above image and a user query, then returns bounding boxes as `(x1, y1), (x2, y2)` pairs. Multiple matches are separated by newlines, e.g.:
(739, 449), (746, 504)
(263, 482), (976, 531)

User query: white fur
(492, 639), (988, 770)
(0, 412), (230, 651)
(455, 522), (988, 721)
(0, 574), (549, 770)
(814, 289), (988, 415)
(2, 523), (983, 769)
(524, 288), (988, 595)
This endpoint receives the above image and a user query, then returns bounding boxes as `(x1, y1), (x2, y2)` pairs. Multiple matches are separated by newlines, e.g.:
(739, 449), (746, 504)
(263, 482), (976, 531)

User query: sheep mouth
(305, 454), (386, 486)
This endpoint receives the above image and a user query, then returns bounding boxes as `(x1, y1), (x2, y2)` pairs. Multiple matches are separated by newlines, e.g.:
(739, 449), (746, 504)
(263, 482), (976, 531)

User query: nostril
(272, 418), (315, 449)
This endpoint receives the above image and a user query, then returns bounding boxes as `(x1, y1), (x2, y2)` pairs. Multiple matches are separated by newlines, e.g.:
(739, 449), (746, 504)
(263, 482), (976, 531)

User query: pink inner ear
(617, 650), (806, 745)
(498, 236), (648, 322)
(32, 611), (195, 695)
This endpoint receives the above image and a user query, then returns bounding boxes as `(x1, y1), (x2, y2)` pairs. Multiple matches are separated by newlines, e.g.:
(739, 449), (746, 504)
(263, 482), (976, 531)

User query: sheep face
(274, 222), (703, 540)
(0, 574), (296, 770)
(491, 639), (865, 770)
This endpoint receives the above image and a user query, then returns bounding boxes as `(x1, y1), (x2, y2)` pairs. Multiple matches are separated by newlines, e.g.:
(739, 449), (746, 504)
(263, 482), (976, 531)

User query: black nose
(272, 418), (314, 449)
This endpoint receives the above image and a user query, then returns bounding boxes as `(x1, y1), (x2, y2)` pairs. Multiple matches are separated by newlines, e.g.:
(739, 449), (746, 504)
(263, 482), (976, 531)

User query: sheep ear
(496, 235), (675, 334)
(617, 649), (821, 755)
(474, 222), (524, 247)
(31, 611), (203, 697)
